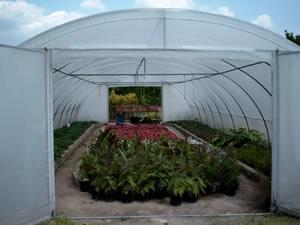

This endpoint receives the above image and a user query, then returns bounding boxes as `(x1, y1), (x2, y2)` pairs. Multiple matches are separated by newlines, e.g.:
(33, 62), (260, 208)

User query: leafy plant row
(54, 121), (94, 161)
(79, 130), (240, 206)
(173, 121), (271, 176)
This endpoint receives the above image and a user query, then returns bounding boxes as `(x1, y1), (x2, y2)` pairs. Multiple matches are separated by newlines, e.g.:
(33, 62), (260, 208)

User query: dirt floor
(55, 125), (269, 218)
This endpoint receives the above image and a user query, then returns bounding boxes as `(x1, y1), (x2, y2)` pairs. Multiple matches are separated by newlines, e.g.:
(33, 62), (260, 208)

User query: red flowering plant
(105, 124), (179, 141)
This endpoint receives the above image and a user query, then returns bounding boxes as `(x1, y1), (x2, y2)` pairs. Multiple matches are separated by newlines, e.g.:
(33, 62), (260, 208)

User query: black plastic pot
(170, 195), (182, 206)
(149, 190), (167, 199)
(205, 185), (213, 194)
(79, 180), (90, 192)
(137, 194), (151, 202)
(205, 182), (221, 194)
(220, 182), (238, 196)
(130, 117), (140, 124)
(89, 186), (100, 200)
(120, 193), (133, 203)
(183, 193), (198, 203)
(102, 192), (115, 202)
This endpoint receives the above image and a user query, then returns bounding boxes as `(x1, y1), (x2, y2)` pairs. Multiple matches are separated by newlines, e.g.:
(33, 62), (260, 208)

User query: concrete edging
(165, 123), (207, 144)
(55, 123), (101, 173)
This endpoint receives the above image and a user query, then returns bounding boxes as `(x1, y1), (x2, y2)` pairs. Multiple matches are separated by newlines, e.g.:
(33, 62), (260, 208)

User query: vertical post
(162, 11), (167, 48)
(106, 85), (110, 123)
(271, 50), (279, 212)
(99, 84), (109, 123)
(45, 48), (55, 215)
(161, 85), (165, 122)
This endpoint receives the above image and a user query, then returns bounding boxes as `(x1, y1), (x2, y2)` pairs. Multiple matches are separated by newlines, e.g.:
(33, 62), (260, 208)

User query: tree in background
(285, 30), (300, 46)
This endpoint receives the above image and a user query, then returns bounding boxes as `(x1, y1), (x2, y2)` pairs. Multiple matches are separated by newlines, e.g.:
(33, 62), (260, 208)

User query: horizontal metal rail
(68, 212), (271, 221)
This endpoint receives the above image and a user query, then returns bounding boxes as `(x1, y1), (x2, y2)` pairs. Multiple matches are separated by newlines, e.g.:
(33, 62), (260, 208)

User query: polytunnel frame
(44, 47), (300, 217)
(1, 8), (299, 224)
(49, 48), (273, 142)
(45, 48), (300, 219)
(0, 42), (288, 225)
(1, 45), (300, 225)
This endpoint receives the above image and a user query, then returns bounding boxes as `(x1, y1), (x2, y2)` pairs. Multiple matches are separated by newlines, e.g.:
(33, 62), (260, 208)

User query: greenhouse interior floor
(55, 125), (269, 218)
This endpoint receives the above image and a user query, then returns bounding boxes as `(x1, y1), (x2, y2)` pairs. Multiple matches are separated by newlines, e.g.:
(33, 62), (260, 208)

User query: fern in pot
(78, 153), (97, 192)
(90, 160), (119, 201)
(167, 176), (186, 206)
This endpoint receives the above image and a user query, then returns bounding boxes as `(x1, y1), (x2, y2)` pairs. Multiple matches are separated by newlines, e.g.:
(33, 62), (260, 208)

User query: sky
(0, 0), (299, 45)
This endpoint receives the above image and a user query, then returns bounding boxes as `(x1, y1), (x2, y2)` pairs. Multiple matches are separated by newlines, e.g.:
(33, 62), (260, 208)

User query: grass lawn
(54, 121), (94, 161)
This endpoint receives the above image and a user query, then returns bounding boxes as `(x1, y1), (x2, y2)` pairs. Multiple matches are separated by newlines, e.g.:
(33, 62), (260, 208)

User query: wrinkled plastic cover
(0, 45), (54, 225)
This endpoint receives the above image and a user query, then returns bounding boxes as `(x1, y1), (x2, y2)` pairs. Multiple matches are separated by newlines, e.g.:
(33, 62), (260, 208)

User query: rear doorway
(109, 86), (162, 124)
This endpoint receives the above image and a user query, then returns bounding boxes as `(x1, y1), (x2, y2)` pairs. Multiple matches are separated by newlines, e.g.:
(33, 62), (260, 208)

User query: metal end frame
(271, 50), (280, 212)
(46, 49), (55, 215)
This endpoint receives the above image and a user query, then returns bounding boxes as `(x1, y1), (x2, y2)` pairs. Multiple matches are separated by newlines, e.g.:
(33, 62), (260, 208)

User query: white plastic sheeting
(14, 8), (300, 217)
(0, 45), (54, 225)
(20, 9), (298, 138)
(272, 52), (300, 216)
(162, 84), (193, 121)
(21, 9), (297, 50)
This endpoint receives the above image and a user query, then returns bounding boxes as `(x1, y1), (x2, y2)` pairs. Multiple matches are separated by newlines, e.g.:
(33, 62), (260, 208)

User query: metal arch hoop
(195, 64), (251, 131)
(171, 84), (211, 125)
(221, 59), (272, 96)
(196, 78), (235, 129)
(167, 84), (207, 124)
(197, 63), (271, 142)
(188, 79), (225, 129)
(180, 82), (216, 128)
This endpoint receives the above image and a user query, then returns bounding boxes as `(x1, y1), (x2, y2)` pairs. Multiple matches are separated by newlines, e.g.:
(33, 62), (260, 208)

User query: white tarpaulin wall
(272, 52), (300, 216)
(9, 8), (299, 219)
(0, 45), (54, 225)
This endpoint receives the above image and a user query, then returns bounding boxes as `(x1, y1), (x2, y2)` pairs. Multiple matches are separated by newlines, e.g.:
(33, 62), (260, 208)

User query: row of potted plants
(173, 121), (271, 176)
(78, 129), (240, 206)
(173, 120), (218, 143)
(212, 128), (271, 176)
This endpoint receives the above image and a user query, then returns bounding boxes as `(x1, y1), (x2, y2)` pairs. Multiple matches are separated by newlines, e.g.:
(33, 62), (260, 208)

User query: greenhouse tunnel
(21, 8), (299, 142)
(1, 8), (300, 225)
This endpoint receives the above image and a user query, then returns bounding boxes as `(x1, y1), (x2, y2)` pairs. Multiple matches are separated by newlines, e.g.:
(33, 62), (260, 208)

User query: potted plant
(167, 176), (186, 206)
(182, 176), (205, 203)
(118, 175), (137, 203)
(91, 174), (117, 201)
(220, 157), (240, 196)
(78, 153), (97, 192)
